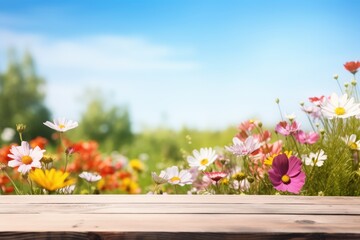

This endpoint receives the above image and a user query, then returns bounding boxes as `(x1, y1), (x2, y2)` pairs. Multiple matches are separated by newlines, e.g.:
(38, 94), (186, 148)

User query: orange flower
(0, 174), (14, 194)
(30, 137), (48, 150)
(344, 61), (360, 74)
(0, 145), (14, 164)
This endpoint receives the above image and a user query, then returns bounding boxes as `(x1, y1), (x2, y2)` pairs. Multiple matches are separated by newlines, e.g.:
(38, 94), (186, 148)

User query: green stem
(88, 182), (92, 194)
(352, 150), (359, 171)
(306, 114), (316, 132)
(174, 184), (178, 194)
(18, 133), (23, 143)
(64, 154), (69, 172)
(216, 181), (221, 194)
(27, 178), (34, 195)
(290, 135), (301, 156)
(336, 80), (343, 95)
(277, 103), (284, 121)
(3, 170), (21, 194)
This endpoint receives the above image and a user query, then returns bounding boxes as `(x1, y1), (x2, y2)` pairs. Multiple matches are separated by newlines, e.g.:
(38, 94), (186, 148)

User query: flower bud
(0, 163), (6, 170)
(247, 176), (255, 183)
(16, 124), (26, 133)
(333, 74), (339, 80)
(275, 98), (280, 104)
(65, 147), (75, 155)
(41, 154), (54, 164)
(318, 191), (325, 196)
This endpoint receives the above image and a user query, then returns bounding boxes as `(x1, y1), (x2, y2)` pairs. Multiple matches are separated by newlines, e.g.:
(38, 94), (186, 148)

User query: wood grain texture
(0, 195), (359, 239)
(0, 232), (359, 240)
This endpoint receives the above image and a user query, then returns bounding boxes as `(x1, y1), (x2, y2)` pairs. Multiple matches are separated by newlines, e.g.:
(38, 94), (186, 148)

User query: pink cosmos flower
(275, 121), (300, 136)
(236, 120), (258, 141)
(301, 106), (321, 119)
(238, 120), (257, 133)
(295, 130), (319, 144)
(225, 136), (261, 156)
(7, 141), (45, 174)
(268, 154), (306, 194)
(204, 172), (227, 183)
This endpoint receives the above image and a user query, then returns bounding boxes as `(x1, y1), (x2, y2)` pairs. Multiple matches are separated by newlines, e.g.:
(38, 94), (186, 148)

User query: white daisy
(151, 171), (168, 185)
(342, 134), (360, 151)
(43, 118), (79, 132)
(58, 185), (76, 194)
(232, 179), (250, 191)
(302, 150), (327, 167)
(79, 171), (102, 182)
(225, 136), (261, 156)
(160, 166), (192, 186)
(321, 93), (360, 119)
(285, 113), (296, 121)
(187, 148), (218, 171)
(7, 141), (45, 174)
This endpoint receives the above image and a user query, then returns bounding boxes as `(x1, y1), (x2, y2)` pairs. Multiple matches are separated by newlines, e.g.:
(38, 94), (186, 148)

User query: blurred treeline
(0, 52), (237, 181)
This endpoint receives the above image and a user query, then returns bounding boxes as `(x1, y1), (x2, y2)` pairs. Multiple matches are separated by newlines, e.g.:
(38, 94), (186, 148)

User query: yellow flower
(120, 177), (141, 194)
(219, 178), (229, 185)
(129, 159), (145, 173)
(265, 151), (292, 166)
(232, 172), (246, 181)
(29, 168), (75, 192)
(97, 178), (106, 190)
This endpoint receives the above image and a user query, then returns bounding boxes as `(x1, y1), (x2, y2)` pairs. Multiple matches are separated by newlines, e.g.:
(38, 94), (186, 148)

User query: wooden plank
(1, 195), (360, 238)
(1, 194), (360, 205)
(0, 213), (360, 233)
(0, 232), (359, 240)
(0, 203), (359, 215)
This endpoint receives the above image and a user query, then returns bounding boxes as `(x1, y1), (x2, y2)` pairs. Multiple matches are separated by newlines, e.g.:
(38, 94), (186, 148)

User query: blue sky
(1, 0), (360, 131)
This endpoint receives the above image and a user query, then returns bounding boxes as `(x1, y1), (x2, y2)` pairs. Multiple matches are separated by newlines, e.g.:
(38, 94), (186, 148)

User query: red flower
(344, 61), (360, 74)
(309, 96), (325, 106)
(0, 174), (14, 194)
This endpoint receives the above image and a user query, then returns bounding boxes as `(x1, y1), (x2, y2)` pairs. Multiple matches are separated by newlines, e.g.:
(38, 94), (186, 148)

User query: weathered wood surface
(0, 195), (359, 239)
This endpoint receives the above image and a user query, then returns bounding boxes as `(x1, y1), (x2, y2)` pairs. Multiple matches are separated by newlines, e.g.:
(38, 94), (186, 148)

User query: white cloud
(0, 29), (207, 131)
(0, 30), (199, 73)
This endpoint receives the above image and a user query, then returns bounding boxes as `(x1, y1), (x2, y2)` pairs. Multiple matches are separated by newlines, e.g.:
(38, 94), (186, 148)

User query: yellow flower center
(200, 158), (209, 166)
(281, 175), (290, 184)
(21, 155), (33, 165)
(170, 176), (180, 183)
(335, 107), (345, 116)
(58, 124), (65, 129)
(349, 141), (358, 150)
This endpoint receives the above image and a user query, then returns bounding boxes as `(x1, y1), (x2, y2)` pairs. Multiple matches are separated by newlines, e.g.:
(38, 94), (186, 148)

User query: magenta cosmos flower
(268, 154), (305, 194)
(204, 172), (227, 183)
(275, 121), (300, 136)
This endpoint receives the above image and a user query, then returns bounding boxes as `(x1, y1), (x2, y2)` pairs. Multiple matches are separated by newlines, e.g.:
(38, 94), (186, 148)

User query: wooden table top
(0, 195), (359, 239)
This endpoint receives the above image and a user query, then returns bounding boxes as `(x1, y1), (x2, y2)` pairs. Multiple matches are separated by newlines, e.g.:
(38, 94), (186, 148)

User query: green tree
(77, 93), (133, 152)
(0, 50), (51, 142)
